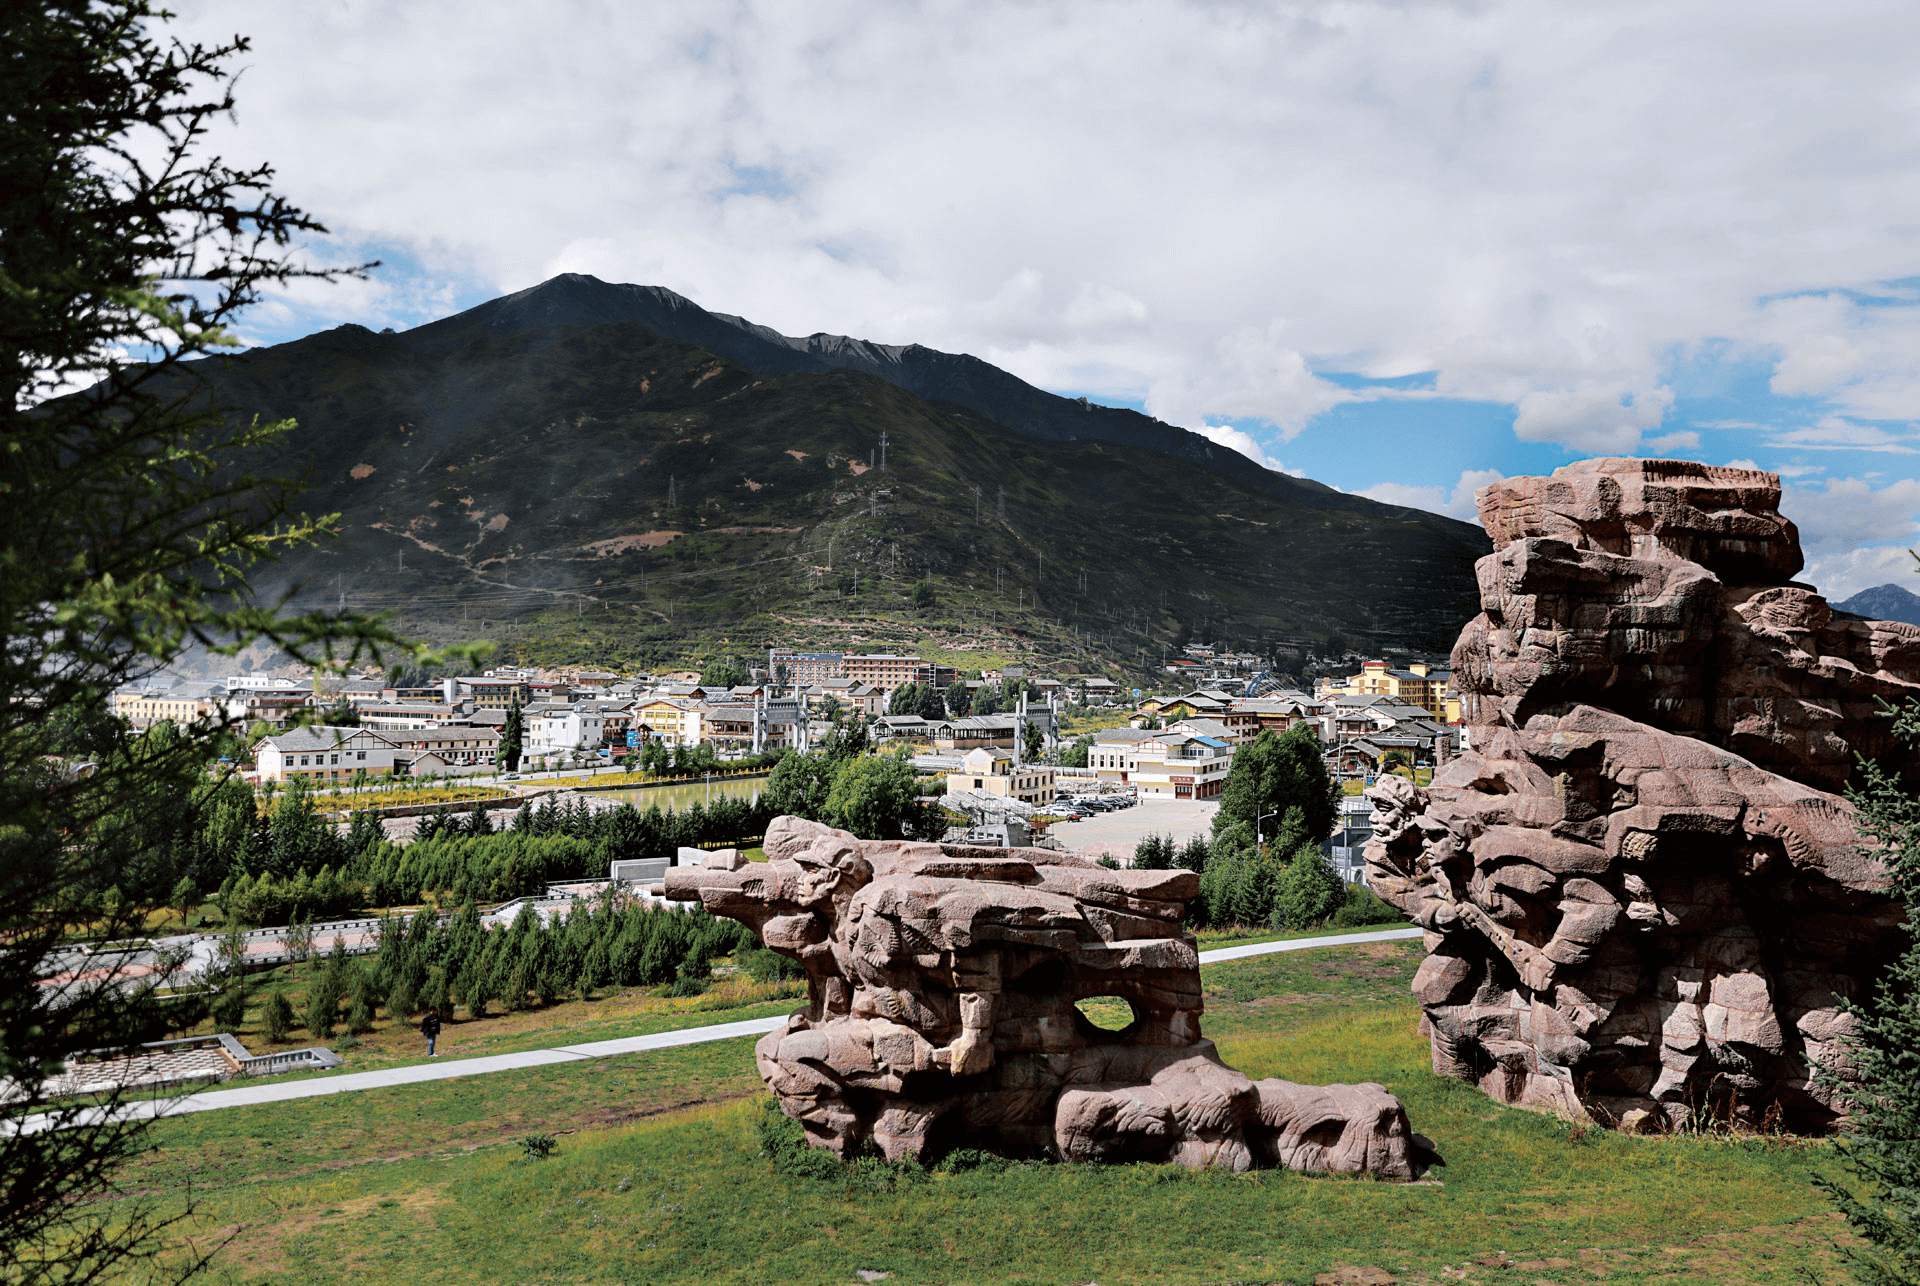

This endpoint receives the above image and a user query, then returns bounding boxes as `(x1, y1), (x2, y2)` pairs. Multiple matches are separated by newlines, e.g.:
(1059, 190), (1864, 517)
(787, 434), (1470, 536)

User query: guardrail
(235, 1046), (343, 1077)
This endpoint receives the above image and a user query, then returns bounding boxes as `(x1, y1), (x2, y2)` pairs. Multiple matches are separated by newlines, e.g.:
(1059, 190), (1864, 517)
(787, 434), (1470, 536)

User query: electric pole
(879, 430), (889, 473)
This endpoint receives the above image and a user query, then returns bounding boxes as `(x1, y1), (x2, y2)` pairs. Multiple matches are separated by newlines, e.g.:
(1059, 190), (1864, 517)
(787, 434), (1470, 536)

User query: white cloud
(1642, 431), (1701, 453)
(1780, 475), (1920, 599)
(1513, 387), (1673, 454)
(1765, 415), (1920, 454)
(1191, 423), (1286, 472)
(1802, 544), (1920, 604)
(162, 0), (1920, 456)
(1359, 468), (1505, 520)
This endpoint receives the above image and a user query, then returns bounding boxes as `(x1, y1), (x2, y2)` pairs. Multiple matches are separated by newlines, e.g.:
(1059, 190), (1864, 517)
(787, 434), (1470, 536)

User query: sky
(169, 0), (1920, 601)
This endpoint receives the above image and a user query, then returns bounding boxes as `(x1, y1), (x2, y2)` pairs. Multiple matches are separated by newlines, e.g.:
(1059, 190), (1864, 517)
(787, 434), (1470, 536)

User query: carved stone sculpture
(1367, 458), (1915, 1132)
(660, 817), (1436, 1175)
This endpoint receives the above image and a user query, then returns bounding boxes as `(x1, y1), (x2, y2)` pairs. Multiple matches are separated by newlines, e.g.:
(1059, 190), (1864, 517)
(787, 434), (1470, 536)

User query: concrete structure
(1369, 458), (1920, 1134)
(659, 817), (1435, 1176)
(944, 747), (1055, 805)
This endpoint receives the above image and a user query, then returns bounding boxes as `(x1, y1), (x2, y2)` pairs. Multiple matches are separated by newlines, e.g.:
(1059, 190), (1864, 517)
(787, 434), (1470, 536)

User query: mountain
(398, 274), (1368, 505)
(1838, 582), (1920, 626)
(165, 278), (1490, 675)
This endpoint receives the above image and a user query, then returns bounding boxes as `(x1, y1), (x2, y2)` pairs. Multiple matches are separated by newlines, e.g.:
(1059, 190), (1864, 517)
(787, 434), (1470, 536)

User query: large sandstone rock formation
(660, 818), (1436, 1175)
(1366, 458), (1916, 1131)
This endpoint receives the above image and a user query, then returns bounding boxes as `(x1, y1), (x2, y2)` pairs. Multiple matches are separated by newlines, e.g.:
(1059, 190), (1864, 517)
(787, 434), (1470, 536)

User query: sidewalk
(12, 927), (1421, 1134)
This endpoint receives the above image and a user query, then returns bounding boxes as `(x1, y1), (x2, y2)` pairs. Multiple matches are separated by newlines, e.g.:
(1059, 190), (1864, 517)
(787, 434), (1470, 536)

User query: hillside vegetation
(170, 279), (1489, 674)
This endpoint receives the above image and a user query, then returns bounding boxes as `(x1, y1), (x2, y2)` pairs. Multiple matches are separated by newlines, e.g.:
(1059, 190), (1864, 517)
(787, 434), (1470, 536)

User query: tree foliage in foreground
(0, 5), (466, 1281)
(1822, 699), (1920, 1285)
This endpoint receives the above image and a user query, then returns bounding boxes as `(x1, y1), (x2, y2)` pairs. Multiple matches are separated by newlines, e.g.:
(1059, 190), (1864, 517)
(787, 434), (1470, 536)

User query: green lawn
(112, 941), (1854, 1285)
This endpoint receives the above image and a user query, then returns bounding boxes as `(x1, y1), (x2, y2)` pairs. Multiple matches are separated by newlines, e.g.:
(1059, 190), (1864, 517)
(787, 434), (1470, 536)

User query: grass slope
(174, 319), (1486, 674)
(115, 942), (1850, 1285)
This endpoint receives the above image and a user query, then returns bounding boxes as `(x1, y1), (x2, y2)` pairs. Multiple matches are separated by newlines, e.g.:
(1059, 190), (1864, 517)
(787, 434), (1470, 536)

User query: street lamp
(1256, 808), (1280, 851)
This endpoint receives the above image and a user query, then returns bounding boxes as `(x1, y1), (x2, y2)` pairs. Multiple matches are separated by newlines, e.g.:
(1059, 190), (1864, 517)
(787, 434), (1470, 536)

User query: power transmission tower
(996, 485), (1006, 521)
(668, 474), (677, 507)
(879, 430), (889, 472)
(972, 485), (983, 523)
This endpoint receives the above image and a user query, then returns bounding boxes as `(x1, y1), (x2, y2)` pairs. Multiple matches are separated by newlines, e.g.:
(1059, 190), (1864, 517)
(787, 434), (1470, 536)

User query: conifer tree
(500, 699), (524, 773)
(1821, 700), (1920, 1284)
(263, 988), (294, 1043)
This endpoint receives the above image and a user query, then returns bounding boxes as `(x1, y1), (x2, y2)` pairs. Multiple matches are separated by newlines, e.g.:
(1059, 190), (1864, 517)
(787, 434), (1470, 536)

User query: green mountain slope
(175, 306), (1488, 676)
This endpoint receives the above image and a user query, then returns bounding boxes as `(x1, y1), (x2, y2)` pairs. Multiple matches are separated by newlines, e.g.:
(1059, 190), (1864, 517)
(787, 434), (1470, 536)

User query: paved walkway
(13, 927), (1421, 1134)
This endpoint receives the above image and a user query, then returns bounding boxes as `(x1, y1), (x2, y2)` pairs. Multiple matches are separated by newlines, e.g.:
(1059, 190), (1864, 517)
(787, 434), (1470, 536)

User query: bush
(519, 1134), (558, 1160)
(756, 1099), (843, 1181)
(304, 974), (339, 1039)
(262, 988), (294, 1043)
(1330, 884), (1405, 927)
(346, 970), (377, 1034)
(936, 1148), (1012, 1175)
(1274, 845), (1345, 930)
(740, 946), (804, 984)
(387, 972), (417, 1019)
(420, 966), (449, 1019)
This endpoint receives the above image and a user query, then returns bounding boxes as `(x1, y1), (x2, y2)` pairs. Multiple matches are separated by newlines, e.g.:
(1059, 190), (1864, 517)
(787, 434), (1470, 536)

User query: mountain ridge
(165, 284), (1490, 675)
(1837, 582), (1920, 627)
(392, 274), (1355, 506)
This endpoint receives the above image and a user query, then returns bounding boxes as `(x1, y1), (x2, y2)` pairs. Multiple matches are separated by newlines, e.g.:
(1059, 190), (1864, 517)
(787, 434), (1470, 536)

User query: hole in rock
(1074, 995), (1138, 1033)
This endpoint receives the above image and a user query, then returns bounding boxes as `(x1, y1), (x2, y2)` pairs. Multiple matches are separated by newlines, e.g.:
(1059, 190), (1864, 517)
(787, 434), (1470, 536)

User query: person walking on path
(421, 1007), (442, 1057)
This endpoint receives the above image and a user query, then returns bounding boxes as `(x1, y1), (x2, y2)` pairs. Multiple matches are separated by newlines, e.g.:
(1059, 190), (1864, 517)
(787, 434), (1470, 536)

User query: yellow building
(1332, 661), (1455, 722)
(631, 698), (703, 747)
(945, 747), (1054, 805)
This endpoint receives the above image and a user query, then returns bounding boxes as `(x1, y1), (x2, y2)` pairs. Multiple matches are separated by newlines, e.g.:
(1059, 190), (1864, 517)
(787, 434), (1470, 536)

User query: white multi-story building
(1088, 727), (1156, 784)
(527, 706), (609, 754)
(1130, 731), (1233, 799)
(1086, 727), (1233, 798)
(253, 726), (400, 783)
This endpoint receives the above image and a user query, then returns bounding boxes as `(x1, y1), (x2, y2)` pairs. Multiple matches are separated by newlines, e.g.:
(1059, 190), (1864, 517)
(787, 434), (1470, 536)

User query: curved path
(14, 927), (1421, 1134)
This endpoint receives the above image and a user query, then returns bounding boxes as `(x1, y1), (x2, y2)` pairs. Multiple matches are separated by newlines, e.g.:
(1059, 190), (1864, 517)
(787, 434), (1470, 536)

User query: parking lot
(1044, 795), (1220, 863)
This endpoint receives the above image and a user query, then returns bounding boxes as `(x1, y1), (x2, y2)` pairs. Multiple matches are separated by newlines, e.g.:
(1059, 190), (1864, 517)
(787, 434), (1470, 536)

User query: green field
(113, 941), (1854, 1285)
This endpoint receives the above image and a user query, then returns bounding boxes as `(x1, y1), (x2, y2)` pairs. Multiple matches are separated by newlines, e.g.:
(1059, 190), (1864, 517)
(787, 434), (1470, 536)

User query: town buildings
(1321, 659), (1459, 722)
(843, 653), (922, 693)
(944, 747), (1055, 806)
(254, 726), (401, 783)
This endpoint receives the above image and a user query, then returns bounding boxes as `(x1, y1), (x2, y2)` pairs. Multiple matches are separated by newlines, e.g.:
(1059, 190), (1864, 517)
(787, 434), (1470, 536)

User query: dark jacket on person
(421, 1010), (442, 1038)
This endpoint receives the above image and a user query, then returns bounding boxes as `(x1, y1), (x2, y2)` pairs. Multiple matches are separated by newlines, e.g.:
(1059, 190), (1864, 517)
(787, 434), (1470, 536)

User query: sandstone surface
(661, 817), (1436, 1175)
(1367, 458), (1915, 1130)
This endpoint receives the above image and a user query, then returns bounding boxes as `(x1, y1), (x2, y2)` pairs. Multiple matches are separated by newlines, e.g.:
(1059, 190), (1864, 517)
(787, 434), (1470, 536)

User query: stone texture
(1367, 457), (1912, 1131)
(661, 816), (1436, 1175)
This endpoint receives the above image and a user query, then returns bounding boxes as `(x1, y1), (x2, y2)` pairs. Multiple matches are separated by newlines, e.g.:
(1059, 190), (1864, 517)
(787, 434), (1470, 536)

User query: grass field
(112, 941), (1857, 1286)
